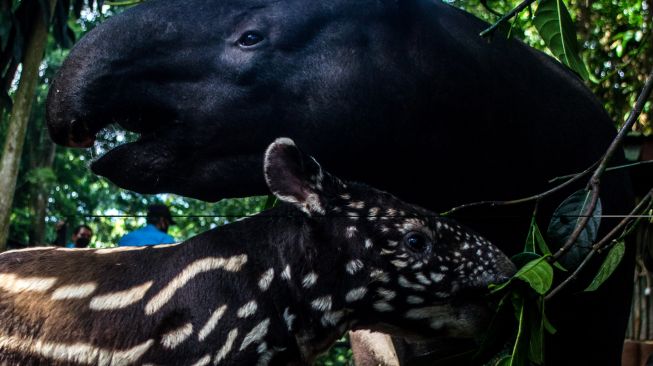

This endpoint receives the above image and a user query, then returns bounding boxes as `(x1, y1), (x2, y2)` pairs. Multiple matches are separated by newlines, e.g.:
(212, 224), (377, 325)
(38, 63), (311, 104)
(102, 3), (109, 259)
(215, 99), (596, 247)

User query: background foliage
(0, 0), (651, 364)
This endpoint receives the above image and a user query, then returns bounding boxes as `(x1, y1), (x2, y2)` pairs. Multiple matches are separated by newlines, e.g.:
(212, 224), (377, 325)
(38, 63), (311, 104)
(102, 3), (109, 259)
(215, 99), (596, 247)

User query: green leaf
(543, 311), (557, 334)
(526, 219), (567, 271)
(515, 257), (554, 295)
(511, 252), (541, 268)
(25, 167), (57, 186)
(524, 216), (537, 253)
(495, 355), (512, 366)
(528, 298), (546, 364)
(263, 194), (277, 210)
(585, 241), (626, 292)
(509, 295), (529, 366)
(532, 0), (590, 80)
(473, 293), (516, 364)
(547, 189), (602, 270)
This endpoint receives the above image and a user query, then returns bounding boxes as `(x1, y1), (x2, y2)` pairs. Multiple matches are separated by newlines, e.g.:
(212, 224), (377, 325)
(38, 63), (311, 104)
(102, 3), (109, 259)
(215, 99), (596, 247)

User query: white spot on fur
(345, 287), (368, 302)
(237, 301), (258, 318)
(407, 296), (424, 304)
(340, 194), (351, 200)
(387, 240), (398, 247)
(370, 269), (390, 283)
(198, 305), (227, 341)
(281, 265), (292, 280)
(303, 193), (325, 215)
(321, 310), (345, 326)
(346, 260), (364, 275)
(430, 319), (445, 330)
(415, 273), (432, 286)
(346, 226), (358, 238)
(283, 308), (296, 331)
(377, 288), (396, 301)
(240, 319), (270, 351)
(161, 323), (193, 349)
(390, 260), (408, 268)
(430, 273), (445, 283)
(257, 348), (275, 366)
(368, 207), (380, 221)
(258, 268), (274, 291)
(0, 333), (153, 365)
(191, 354), (211, 366)
(311, 296), (332, 311)
(364, 238), (373, 249)
(406, 307), (438, 319)
(215, 328), (238, 364)
(380, 249), (395, 256)
(302, 272), (318, 288)
(145, 254), (247, 315)
(398, 276), (426, 291)
(373, 301), (393, 312)
(89, 281), (153, 311)
(348, 201), (365, 209)
(0, 274), (57, 293)
(51, 282), (97, 300)
(347, 211), (359, 221)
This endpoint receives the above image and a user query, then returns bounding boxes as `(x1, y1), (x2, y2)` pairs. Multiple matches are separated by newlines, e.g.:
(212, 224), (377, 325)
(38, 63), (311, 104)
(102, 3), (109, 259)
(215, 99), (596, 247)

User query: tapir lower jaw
(364, 301), (493, 343)
(90, 139), (268, 200)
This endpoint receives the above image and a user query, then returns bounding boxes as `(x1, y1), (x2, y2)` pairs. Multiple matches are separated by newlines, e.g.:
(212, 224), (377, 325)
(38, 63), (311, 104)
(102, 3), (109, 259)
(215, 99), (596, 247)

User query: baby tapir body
(0, 138), (515, 365)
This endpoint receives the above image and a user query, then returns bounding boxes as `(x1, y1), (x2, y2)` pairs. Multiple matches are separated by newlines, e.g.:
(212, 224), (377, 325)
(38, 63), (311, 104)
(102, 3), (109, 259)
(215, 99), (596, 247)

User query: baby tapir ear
(264, 138), (327, 215)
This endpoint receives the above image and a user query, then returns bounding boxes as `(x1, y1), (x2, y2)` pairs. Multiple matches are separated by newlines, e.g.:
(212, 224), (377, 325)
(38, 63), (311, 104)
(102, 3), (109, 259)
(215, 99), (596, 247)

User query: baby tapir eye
(403, 232), (432, 254)
(238, 31), (264, 47)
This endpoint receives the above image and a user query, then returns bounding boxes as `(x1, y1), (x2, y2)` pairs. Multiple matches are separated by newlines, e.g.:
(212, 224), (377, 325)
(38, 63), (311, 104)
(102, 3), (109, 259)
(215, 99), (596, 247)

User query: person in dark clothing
(118, 204), (176, 246)
(65, 225), (93, 248)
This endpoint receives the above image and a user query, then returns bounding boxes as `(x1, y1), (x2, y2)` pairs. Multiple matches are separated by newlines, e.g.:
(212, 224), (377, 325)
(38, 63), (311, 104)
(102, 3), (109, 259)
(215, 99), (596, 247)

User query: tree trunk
(0, 0), (55, 251)
(28, 139), (56, 245)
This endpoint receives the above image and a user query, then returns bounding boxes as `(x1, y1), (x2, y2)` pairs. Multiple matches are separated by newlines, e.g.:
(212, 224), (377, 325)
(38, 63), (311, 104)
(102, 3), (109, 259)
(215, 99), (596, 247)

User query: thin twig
(548, 160), (653, 184)
(442, 162), (596, 216)
(480, 0), (537, 37)
(545, 248), (595, 300)
(480, 0), (503, 17)
(593, 188), (653, 251)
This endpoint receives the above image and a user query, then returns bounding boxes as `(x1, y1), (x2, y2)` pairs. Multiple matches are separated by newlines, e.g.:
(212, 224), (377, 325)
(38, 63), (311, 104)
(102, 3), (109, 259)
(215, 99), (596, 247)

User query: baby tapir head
(264, 138), (515, 341)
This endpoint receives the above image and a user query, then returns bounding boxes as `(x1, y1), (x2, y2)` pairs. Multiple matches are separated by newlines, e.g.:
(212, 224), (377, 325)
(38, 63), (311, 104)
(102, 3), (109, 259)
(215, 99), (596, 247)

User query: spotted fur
(0, 139), (514, 365)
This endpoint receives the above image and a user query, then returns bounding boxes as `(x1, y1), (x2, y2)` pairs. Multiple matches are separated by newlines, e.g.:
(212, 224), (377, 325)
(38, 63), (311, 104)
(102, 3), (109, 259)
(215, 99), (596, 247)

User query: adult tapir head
(47, 0), (436, 201)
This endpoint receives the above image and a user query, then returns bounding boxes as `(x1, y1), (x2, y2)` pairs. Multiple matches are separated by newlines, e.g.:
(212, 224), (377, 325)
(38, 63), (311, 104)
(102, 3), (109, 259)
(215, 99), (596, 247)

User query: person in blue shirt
(65, 224), (93, 248)
(118, 204), (176, 246)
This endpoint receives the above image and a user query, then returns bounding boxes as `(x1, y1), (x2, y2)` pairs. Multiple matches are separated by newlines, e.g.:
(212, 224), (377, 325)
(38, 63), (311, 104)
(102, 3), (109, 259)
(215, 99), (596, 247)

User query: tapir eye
(403, 232), (432, 254)
(238, 31), (264, 47)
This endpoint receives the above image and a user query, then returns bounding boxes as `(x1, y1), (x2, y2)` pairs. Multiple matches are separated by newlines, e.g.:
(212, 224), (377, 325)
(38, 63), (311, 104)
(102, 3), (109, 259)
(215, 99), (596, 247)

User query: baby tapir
(0, 138), (515, 365)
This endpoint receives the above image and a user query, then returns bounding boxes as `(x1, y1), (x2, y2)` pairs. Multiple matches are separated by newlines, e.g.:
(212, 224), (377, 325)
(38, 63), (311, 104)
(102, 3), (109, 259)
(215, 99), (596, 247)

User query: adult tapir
(46, 0), (635, 364)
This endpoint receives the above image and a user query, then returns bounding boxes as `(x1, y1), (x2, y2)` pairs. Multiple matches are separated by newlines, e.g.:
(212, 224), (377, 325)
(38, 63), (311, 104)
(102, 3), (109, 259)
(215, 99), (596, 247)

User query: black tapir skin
(46, 0), (635, 364)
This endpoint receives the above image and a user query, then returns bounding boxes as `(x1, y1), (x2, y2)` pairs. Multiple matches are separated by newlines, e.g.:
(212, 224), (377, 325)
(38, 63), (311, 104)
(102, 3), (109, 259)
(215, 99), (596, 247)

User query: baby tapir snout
(433, 220), (516, 296)
(436, 218), (516, 297)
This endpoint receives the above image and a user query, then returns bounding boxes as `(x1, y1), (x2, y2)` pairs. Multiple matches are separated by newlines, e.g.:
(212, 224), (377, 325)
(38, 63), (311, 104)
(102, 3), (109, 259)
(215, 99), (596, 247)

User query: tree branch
(442, 162), (596, 216)
(480, 0), (537, 37)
